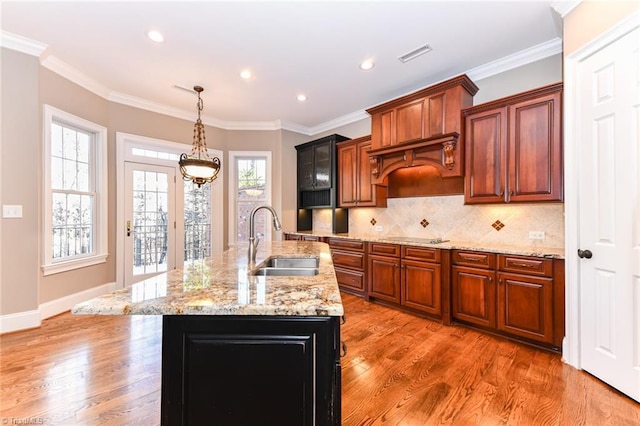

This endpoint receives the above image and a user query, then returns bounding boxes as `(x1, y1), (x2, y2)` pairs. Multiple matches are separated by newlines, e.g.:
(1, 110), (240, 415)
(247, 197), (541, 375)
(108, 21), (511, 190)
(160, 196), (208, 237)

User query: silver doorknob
(578, 249), (593, 259)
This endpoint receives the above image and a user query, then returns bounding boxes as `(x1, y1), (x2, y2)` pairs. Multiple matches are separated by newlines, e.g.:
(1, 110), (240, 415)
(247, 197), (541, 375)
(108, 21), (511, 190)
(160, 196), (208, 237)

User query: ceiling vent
(398, 44), (433, 63)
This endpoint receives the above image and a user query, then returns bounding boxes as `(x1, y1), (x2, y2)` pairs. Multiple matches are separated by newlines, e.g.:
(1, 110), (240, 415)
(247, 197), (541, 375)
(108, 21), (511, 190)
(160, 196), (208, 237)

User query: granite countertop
(286, 231), (565, 259)
(72, 241), (344, 317)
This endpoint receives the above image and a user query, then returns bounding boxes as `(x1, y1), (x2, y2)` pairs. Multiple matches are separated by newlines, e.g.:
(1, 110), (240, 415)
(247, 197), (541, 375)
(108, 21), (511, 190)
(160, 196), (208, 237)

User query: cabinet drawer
(498, 255), (553, 277)
(452, 250), (496, 269)
(369, 242), (401, 257)
(402, 246), (440, 263)
(327, 238), (365, 252)
(331, 250), (365, 270)
(334, 267), (365, 292)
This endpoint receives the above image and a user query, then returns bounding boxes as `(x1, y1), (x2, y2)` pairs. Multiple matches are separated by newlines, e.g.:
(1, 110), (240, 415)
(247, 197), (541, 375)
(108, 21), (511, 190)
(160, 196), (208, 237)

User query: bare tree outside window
(184, 182), (212, 263)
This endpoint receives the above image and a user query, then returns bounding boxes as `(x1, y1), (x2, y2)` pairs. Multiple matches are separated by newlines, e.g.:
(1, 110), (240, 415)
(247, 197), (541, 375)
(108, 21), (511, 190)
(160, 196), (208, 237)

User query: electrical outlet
(529, 231), (545, 240)
(375, 225), (383, 232)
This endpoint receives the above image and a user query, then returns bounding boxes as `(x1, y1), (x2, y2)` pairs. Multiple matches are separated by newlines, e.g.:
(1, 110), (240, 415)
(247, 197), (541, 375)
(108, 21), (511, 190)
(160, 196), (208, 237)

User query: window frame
(228, 151), (272, 247)
(42, 105), (108, 275)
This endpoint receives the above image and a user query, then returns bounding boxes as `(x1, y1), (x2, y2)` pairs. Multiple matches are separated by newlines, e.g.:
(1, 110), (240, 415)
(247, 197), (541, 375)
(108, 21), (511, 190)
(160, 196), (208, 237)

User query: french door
(123, 162), (176, 286)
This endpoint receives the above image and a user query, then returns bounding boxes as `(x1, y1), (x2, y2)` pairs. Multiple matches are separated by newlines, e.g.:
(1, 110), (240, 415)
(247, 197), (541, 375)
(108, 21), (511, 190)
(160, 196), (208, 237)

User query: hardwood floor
(1, 293), (638, 425)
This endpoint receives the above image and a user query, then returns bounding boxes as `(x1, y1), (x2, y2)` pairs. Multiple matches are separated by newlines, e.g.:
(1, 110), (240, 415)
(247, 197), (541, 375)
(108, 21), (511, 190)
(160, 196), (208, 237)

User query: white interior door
(124, 162), (176, 286)
(577, 26), (639, 402)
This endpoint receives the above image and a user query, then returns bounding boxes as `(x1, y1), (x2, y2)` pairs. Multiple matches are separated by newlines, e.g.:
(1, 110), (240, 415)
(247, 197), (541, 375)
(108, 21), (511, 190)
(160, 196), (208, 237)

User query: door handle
(126, 220), (131, 237)
(578, 249), (593, 259)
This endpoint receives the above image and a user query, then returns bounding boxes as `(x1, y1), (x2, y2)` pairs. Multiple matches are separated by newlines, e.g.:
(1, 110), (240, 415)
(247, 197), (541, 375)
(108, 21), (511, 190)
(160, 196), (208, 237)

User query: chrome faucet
(248, 205), (282, 264)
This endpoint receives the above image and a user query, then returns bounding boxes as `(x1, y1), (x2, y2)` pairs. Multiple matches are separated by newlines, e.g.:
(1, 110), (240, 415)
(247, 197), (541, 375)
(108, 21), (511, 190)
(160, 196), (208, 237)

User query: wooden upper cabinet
(508, 90), (563, 202)
(337, 136), (387, 208)
(464, 107), (508, 203)
(464, 83), (563, 204)
(367, 75), (478, 150)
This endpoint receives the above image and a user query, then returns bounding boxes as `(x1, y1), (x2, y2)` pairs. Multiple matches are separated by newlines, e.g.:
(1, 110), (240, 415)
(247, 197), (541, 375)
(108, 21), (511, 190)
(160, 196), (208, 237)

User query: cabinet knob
(499, 190), (504, 197)
(510, 190), (514, 196)
(499, 278), (503, 284)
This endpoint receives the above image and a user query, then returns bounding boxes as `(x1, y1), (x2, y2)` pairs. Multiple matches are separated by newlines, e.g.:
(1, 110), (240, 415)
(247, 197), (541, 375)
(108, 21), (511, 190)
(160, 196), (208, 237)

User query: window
(43, 105), (108, 275)
(228, 152), (271, 246)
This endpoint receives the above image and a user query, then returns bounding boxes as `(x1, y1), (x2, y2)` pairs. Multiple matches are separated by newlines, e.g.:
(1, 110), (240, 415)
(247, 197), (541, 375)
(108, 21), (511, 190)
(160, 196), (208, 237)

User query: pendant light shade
(179, 86), (221, 187)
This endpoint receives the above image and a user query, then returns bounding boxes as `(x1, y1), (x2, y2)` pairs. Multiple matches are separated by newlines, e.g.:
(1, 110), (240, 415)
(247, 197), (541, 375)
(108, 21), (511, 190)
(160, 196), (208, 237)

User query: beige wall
(1, 48), (40, 315)
(472, 54), (563, 105)
(564, 0), (639, 55)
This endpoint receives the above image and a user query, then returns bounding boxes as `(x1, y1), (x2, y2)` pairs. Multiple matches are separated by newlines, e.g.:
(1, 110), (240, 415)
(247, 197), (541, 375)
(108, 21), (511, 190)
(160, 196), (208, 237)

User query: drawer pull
(511, 261), (535, 268)
(460, 255), (482, 262)
(340, 315), (346, 325)
(340, 340), (348, 358)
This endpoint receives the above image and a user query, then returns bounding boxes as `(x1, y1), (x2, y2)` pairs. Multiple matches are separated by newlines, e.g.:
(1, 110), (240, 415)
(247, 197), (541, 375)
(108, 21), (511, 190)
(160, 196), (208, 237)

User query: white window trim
(228, 151), (272, 247)
(42, 105), (108, 275)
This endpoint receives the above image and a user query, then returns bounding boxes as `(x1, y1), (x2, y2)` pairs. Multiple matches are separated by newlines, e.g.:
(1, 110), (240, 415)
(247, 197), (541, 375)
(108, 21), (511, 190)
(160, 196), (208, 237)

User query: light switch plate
(3, 205), (23, 218)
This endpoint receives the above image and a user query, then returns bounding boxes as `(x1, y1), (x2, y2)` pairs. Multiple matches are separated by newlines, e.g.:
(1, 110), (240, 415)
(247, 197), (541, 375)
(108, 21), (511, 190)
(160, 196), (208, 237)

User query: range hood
(367, 131), (462, 186)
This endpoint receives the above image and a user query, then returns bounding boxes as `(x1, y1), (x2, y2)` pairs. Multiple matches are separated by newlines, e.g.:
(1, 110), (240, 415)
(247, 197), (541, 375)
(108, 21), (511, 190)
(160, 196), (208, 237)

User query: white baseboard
(0, 282), (117, 334)
(0, 310), (41, 334)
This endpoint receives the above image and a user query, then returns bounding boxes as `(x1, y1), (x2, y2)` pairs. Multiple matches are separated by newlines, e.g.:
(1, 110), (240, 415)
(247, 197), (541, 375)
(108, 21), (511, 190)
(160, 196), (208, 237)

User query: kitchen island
(72, 241), (343, 426)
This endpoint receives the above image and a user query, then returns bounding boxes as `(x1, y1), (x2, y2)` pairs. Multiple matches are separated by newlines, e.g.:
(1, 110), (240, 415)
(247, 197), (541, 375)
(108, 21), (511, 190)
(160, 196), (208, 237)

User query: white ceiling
(1, 1), (564, 134)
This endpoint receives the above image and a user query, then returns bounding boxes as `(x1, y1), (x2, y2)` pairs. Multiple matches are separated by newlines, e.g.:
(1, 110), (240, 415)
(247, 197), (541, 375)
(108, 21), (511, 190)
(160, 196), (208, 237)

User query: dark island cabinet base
(161, 315), (341, 426)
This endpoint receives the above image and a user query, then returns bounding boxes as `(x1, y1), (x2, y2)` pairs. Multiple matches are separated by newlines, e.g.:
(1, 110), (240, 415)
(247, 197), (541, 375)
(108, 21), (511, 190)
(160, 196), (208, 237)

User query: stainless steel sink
(250, 256), (320, 276)
(262, 256), (319, 268)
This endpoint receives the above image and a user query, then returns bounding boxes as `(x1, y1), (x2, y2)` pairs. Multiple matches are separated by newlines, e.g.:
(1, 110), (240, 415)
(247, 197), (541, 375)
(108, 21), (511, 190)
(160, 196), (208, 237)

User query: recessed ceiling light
(398, 44), (432, 63)
(240, 70), (253, 80)
(359, 59), (375, 71)
(297, 94), (308, 102)
(147, 30), (164, 43)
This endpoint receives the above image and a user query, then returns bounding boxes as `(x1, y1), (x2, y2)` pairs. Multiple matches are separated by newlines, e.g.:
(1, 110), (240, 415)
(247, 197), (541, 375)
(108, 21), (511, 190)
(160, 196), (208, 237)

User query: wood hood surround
(365, 75), (479, 193)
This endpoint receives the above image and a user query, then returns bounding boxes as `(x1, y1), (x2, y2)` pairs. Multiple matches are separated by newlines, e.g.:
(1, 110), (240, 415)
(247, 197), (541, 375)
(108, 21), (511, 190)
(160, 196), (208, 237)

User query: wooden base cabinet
(452, 250), (563, 349)
(161, 315), (341, 426)
(368, 243), (401, 303)
(368, 242), (443, 318)
(328, 238), (367, 296)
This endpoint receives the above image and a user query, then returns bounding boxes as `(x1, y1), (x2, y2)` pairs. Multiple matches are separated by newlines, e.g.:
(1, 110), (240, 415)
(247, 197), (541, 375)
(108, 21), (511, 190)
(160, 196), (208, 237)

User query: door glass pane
(132, 171), (169, 276)
(184, 182), (211, 263)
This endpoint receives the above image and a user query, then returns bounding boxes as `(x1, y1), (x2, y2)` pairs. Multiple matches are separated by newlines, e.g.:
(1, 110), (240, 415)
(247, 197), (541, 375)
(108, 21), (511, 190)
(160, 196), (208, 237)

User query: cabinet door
(464, 107), (508, 204)
(368, 254), (401, 303)
(355, 140), (376, 206)
(337, 143), (357, 207)
(508, 91), (563, 202)
(297, 145), (315, 190)
(401, 259), (441, 316)
(313, 142), (332, 190)
(396, 100), (424, 144)
(451, 266), (496, 328)
(497, 272), (554, 344)
(426, 91), (446, 137)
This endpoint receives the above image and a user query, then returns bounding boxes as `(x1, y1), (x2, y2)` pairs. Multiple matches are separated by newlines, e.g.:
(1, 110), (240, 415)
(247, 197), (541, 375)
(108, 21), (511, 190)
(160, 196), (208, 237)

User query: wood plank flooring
(1, 293), (638, 425)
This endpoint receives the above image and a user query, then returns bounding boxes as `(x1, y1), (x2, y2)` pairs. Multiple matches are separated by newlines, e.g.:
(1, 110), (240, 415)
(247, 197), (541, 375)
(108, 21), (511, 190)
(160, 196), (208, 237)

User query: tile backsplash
(313, 195), (565, 248)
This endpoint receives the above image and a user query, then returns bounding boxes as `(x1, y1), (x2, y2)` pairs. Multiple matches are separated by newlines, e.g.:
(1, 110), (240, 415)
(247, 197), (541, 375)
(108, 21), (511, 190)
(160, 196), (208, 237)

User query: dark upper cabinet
(295, 134), (349, 208)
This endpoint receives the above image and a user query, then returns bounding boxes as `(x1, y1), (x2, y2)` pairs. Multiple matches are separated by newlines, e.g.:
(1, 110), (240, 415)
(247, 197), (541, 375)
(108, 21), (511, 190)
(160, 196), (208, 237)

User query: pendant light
(179, 86), (221, 187)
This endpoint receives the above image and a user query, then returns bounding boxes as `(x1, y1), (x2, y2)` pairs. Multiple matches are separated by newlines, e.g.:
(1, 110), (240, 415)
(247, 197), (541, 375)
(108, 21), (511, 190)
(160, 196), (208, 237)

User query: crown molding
(0, 31), (47, 56)
(41, 55), (112, 99)
(467, 37), (563, 82)
(6, 31), (563, 134)
(552, 1), (582, 18)
(308, 110), (371, 136)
